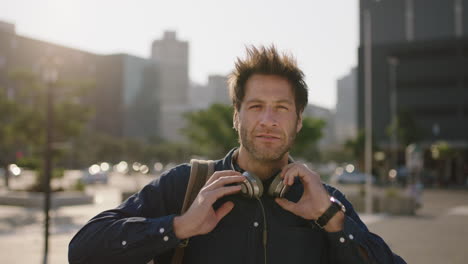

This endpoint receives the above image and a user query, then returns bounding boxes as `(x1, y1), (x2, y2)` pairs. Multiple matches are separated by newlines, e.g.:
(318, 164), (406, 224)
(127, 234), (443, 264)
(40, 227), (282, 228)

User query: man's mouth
(256, 134), (281, 141)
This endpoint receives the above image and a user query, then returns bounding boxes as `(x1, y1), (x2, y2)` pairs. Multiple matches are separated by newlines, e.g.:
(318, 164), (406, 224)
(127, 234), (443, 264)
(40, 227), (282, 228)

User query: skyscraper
(335, 68), (357, 144)
(151, 31), (189, 141)
(209, 74), (229, 105)
(303, 104), (335, 149)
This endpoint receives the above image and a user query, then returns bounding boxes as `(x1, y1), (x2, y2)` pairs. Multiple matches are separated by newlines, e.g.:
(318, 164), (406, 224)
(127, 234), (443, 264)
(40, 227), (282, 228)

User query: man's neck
(236, 146), (289, 180)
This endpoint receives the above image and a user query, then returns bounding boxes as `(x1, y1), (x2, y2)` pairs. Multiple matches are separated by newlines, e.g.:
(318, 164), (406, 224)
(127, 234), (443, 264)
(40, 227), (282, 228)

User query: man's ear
(233, 110), (239, 131)
(296, 113), (303, 133)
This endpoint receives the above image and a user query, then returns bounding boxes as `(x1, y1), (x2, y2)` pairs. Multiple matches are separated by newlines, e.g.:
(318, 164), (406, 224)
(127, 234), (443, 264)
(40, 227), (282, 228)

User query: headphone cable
(256, 197), (267, 264)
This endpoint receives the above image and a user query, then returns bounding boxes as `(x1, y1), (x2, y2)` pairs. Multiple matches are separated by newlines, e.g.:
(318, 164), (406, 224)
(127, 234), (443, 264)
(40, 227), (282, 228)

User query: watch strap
(315, 197), (345, 229)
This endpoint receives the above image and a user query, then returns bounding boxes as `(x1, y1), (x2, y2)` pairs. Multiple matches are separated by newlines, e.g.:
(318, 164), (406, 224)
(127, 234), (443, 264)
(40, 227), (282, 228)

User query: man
(69, 46), (406, 264)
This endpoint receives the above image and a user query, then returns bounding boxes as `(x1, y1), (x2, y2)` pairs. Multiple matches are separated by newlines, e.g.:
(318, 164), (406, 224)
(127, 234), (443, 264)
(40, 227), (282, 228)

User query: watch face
(330, 197), (346, 213)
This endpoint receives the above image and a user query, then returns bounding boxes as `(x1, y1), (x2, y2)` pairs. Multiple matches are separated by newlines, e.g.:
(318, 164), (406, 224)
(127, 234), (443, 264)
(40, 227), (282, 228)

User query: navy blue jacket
(69, 148), (406, 264)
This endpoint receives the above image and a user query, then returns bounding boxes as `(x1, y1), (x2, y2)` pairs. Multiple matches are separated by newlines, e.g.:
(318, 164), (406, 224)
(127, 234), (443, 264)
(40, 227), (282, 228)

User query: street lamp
(388, 56), (399, 175)
(363, 5), (373, 215)
(41, 58), (59, 264)
(362, 0), (384, 214)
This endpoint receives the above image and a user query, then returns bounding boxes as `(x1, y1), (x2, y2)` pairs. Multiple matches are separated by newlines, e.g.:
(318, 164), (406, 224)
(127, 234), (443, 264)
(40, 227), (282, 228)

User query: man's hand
(173, 170), (244, 239)
(274, 163), (344, 232)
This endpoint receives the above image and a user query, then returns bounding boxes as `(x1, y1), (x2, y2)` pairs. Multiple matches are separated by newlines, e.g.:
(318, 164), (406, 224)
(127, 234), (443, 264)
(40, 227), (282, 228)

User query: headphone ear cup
(241, 172), (263, 198)
(268, 172), (290, 198)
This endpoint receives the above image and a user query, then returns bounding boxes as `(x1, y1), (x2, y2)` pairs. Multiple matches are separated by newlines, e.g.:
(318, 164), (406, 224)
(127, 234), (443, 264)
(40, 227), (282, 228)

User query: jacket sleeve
(323, 185), (407, 264)
(68, 164), (191, 264)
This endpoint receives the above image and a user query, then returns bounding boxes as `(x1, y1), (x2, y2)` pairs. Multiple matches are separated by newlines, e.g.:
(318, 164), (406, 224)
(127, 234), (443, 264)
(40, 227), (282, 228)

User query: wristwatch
(178, 238), (189, 247)
(315, 196), (346, 229)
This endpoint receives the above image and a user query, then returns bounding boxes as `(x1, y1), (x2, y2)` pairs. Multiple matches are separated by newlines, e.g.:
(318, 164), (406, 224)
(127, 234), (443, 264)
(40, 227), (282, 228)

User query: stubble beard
(239, 123), (297, 162)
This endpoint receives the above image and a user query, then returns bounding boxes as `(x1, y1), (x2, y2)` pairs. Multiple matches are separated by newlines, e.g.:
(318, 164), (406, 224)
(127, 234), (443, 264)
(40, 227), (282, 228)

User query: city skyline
(1, 0), (359, 109)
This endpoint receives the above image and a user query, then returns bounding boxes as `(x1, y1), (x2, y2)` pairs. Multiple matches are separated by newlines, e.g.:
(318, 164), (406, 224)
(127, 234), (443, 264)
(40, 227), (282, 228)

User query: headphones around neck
(231, 149), (293, 199)
(240, 171), (290, 199)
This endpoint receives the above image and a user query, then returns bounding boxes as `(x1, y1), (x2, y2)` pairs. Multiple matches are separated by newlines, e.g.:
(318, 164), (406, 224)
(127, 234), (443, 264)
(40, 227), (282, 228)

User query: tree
(0, 88), (21, 187)
(182, 104), (238, 158)
(430, 141), (459, 185)
(144, 141), (193, 164)
(290, 117), (325, 161)
(344, 130), (381, 172)
(344, 130), (367, 171)
(0, 70), (94, 191)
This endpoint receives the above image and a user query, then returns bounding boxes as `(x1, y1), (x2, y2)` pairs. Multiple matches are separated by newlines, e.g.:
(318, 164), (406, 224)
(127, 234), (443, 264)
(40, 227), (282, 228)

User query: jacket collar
(220, 147), (239, 171)
(220, 147), (295, 172)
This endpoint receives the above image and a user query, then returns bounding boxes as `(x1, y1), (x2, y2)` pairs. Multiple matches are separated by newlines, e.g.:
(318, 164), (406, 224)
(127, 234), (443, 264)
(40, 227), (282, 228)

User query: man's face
(234, 74), (303, 162)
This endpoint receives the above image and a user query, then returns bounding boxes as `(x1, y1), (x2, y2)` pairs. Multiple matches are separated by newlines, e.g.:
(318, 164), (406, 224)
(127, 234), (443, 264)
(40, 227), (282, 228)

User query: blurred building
(96, 54), (159, 139)
(189, 75), (229, 111)
(0, 20), (14, 33)
(358, 0), (468, 185)
(0, 21), (98, 89)
(151, 31), (189, 141)
(304, 104), (336, 149)
(189, 82), (212, 110)
(335, 67), (357, 144)
(0, 21), (160, 141)
(209, 74), (230, 105)
(0, 21), (99, 128)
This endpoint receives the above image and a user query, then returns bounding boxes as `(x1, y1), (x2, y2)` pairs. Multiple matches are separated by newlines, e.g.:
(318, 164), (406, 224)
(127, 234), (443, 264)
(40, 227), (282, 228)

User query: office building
(335, 68), (358, 144)
(304, 104), (335, 149)
(0, 21), (160, 141)
(358, 0), (468, 185)
(151, 31), (190, 141)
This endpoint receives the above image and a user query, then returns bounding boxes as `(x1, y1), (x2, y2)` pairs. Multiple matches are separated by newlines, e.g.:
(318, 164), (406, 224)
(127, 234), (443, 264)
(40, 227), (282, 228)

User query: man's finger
(282, 166), (302, 186)
(281, 163), (306, 186)
(284, 165), (316, 186)
(215, 201), (235, 221)
(286, 167), (298, 186)
(204, 175), (245, 191)
(208, 185), (242, 201)
(275, 198), (297, 214)
(280, 163), (296, 180)
(205, 170), (241, 186)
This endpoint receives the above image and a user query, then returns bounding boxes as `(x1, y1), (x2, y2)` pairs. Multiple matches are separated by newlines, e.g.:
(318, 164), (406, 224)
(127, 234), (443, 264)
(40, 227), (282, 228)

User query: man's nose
(259, 108), (278, 127)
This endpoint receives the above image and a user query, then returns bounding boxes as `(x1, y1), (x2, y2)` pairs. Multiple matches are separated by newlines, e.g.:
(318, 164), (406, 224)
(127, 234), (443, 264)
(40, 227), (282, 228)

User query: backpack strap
(181, 159), (215, 213)
(170, 159), (215, 264)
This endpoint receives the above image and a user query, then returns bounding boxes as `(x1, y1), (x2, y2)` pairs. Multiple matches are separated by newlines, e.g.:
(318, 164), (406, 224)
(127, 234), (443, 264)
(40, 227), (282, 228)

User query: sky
(1, 0), (359, 109)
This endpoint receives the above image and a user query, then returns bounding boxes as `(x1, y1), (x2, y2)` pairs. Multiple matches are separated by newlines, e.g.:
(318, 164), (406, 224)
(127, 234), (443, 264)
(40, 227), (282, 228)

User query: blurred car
(330, 171), (376, 185)
(81, 171), (108, 184)
(0, 164), (22, 178)
(396, 166), (409, 184)
(81, 163), (109, 184)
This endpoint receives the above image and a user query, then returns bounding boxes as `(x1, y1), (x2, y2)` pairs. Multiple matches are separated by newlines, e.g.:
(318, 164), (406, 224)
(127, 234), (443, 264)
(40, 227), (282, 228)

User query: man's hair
(228, 45), (308, 116)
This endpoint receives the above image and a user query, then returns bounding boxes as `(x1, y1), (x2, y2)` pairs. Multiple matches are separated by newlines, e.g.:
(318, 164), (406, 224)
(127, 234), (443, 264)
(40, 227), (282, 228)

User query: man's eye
(278, 106), (289, 110)
(249, 105), (261, 109)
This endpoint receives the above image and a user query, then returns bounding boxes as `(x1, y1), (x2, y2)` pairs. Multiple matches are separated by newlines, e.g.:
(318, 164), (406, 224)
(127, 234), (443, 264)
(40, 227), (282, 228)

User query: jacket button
(339, 237), (345, 243)
(253, 222), (259, 227)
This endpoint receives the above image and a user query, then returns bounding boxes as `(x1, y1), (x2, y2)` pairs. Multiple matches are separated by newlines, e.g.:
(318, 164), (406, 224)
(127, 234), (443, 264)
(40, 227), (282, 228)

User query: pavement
(0, 187), (121, 264)
(0, 179), (467, 263)
(365, 189), (468, 264)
